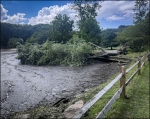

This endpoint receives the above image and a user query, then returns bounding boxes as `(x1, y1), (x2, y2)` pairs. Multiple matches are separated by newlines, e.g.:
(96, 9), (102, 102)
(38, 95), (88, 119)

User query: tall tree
(73, 0), (101, 29)
(133, 0), (148, 24)
(80, 18), (101, 45)
(72, 0), (102, 45)
(49, 14), (74, 43)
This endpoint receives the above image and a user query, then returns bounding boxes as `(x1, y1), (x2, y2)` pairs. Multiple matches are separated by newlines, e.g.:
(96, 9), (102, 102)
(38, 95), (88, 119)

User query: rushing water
(1, 49), (120, 115)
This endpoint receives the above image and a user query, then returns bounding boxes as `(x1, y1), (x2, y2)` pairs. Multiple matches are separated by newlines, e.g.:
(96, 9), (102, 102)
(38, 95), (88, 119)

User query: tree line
(0, 18), (127, 49)
(1, 0), (150, 64)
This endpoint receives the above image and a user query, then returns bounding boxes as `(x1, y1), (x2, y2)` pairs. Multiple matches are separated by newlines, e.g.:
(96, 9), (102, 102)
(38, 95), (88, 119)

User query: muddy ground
(1, 49), (122, 117)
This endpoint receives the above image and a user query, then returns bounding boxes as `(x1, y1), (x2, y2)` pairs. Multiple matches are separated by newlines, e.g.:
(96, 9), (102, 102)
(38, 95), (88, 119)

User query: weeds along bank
(17, 37), (93, 66)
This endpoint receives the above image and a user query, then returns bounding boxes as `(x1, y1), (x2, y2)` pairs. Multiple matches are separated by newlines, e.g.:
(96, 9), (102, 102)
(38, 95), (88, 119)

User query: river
(1, 49), (120, 116)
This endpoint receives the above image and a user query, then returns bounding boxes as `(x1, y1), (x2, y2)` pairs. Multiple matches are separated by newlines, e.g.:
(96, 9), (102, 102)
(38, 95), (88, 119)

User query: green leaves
(80, 18), (101, 45)
(116, 12), (149, 52)
(73, 0), (101, 24)
(133, 0), (148, 24)
(49, 14), (74, 44)
(17, 38), (93, 66)
(101, 28), (118, 48)
(7, 38), (24, 48)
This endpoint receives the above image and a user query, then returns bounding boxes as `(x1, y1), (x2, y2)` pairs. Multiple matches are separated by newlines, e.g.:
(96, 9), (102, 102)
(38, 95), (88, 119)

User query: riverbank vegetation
(17, 36), (93, 66)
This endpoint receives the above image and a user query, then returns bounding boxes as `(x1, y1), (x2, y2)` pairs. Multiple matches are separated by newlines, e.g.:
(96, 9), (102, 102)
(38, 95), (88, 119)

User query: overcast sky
(1, 1), (139, 29)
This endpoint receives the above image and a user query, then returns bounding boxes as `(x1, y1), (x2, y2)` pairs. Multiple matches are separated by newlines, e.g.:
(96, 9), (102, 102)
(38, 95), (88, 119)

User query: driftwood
(118, 44), (129, 55)
(90, 56), (131, 63)
(88, 42), (106, 53)
(88, 42), (121, 56)
(88, 43), (131, 63)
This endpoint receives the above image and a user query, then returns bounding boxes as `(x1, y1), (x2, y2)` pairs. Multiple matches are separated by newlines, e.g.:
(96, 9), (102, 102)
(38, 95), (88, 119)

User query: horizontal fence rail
(126, 69), (139, 86)
(72, 53), (148, 119)
(126, 61), (139, 73)
(96, 86), (123, 118)
(72, 73), (123, 118)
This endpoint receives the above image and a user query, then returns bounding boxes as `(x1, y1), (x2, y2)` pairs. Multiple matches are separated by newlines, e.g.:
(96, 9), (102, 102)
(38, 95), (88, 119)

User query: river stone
(63, 100), (84, 118)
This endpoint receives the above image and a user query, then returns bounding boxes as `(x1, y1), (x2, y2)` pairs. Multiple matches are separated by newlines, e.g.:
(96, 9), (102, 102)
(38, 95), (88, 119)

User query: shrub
(17, 38), (93, 66)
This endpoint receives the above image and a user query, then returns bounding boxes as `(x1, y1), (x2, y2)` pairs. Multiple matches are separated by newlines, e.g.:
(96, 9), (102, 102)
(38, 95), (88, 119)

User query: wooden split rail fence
(72, 53), (148, 119)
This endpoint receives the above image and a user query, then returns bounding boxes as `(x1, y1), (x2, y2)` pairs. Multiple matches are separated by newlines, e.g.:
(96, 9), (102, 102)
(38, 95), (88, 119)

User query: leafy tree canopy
(133, 0), (148, 24)
(49, 14), (74, 43)
(116, 11), (149, 52)
(1, 22), (50, 48)
(80, 18), (101, 45)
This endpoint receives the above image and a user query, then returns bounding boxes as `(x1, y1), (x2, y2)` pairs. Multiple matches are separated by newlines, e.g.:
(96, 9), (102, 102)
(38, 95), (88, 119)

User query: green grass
(81, 59), (149, 119)
(106, 61), (149, 118)
(125, 50), (148, 59)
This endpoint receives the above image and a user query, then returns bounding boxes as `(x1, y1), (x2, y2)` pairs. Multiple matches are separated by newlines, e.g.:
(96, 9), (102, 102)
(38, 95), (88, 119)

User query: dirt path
(1, 50), (121, 116)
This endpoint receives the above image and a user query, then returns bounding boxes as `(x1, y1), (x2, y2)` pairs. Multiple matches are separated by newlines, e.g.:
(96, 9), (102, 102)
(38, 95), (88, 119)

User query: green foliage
(65, 35), (93, 66)
(133, 0), (148, 24)
(80, 18), (101, 45)
(116, 13), (149, 52)
(26, 30), (49, 44)
(72, 0), (101, 45)
(101, 28), (118, 49)
(17, 43), (33, 64)
(73, 0), (101, 24)
(7, 38), (24, 48)
(49, 14), (74, 43)
(1, 23), (50, 48)
(17, 38), (93, 66)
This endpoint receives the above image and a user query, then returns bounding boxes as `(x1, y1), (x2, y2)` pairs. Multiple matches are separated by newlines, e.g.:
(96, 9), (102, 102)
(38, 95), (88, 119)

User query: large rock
(63, 100), (84, 118)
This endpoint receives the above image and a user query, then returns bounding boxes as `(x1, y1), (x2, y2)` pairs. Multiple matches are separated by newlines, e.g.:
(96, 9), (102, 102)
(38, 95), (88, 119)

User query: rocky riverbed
(1, 49), (121, 117)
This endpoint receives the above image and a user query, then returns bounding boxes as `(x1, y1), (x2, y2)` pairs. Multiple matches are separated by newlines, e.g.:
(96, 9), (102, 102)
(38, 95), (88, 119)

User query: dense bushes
(17, 36), (93, 66)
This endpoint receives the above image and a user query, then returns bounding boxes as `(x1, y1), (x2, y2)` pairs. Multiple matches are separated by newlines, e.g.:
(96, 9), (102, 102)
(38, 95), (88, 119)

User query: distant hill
(1, 22), (50, 48)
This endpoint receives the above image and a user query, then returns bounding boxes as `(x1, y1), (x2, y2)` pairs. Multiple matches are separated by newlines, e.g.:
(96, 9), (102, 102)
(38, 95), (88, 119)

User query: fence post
(120, 66), (126, 99)
(138, 55), (141, 75)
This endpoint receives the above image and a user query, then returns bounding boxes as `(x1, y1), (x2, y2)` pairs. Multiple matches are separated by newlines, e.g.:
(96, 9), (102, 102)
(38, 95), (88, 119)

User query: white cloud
(96, 1), (135, 21)
(0, 4), (8, 20)
(2, 1), (146, 28)
(3, 13), (27, 24)
(1, 4), (27, 24)
(20, 22), (25, 25)
(28, 3), (78, 25)
(27, 1), (136, 27)
(106, 15), (124, 21)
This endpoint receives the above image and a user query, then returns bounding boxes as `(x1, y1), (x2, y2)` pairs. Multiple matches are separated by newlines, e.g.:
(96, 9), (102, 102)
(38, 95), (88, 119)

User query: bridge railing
(72, 53), (148, 119)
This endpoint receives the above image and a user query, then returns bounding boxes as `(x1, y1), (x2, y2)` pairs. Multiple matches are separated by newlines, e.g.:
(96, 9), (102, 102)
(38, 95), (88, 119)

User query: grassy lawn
(105, 61), (149, 118)
(79, 52), (149, 119)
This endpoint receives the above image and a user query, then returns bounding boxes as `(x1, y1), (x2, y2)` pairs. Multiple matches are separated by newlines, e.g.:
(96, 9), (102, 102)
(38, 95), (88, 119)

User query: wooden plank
(126, 61), (139, 73)
(72, 73), (123, 118)
(141, 59), (146, 68)
(141, 55), (145, 61)
(96, 86), (123, 119)
(125, 69), (139, 86)
(120, 66), (126, 99)
(138, 55), (141, 75)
